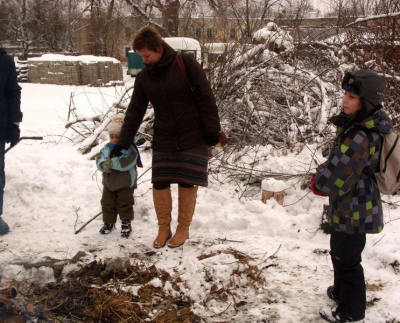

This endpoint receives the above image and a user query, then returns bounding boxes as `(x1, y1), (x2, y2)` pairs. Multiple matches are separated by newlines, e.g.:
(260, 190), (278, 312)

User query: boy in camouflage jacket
(311, 70), (391, 323)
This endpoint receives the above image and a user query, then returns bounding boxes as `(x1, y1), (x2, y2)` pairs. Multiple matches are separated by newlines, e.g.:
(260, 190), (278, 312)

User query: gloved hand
(310, 173), (328, 197)
(102, 158), (112, 173)
(6, 124), (20, 147)
(205, 133), (220, 147)
(110, 144), (124, 158)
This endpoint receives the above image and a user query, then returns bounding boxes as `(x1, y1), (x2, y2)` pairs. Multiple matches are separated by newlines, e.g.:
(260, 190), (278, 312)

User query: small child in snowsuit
(311, 70), (390, 323)
(96, 113), (138, 238)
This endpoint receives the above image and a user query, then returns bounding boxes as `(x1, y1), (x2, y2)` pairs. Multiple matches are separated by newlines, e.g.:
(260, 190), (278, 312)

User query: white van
(203, 42), (235, 66)
(164, 37), (202, 64)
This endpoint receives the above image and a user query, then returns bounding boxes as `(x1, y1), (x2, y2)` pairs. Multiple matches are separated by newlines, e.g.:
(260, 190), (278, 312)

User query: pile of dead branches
(29, 260), (200, 323)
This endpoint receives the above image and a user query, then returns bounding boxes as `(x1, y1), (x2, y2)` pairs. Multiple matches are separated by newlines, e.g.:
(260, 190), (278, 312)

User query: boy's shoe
(121, 219), (132, 238)
(0, 217), (9, 235)
(99, 223), (115, 234)
(327, 286), (339, 303)
(319, 306), (364, 323)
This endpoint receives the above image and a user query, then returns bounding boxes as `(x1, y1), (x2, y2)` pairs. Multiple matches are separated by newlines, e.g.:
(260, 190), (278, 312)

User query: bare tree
(78, 0), (135, 58)
(121, 0), (231, 36)
(1, 0), (47, 59)
(65, 0), (92, 52)
(1, 0), (85, 57)
(0, 1), (11, 43)
(221, 0), (279, 41)
(122, 0), (180, 36)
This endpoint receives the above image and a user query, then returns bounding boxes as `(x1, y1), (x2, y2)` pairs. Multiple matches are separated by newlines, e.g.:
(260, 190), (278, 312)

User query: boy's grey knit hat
(108, 113), (125, 135)
(341, 69), (385, 119)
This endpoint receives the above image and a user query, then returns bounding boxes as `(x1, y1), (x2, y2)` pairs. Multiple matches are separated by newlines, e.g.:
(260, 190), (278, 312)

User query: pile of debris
(1, 246), (279, 322)
(1, 258), (202, 323)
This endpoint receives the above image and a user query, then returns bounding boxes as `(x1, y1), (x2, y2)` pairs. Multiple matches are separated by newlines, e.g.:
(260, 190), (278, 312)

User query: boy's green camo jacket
(315, 109), (393, 234)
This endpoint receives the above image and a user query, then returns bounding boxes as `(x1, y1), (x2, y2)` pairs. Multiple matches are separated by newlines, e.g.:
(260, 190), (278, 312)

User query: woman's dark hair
(133, 26), (164, 52)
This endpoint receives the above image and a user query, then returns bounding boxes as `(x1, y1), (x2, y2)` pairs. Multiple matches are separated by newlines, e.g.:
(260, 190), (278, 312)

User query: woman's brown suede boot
(168, 186), (198, 248)
(153, 187), (172, 248)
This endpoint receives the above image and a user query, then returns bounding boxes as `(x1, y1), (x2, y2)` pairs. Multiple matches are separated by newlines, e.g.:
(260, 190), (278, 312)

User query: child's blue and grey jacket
(96, 143), (138, 191)
(315, 109), (393, 234)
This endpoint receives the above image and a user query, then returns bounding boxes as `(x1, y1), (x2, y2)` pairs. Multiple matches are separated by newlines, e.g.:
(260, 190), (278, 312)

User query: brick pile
(28, 55), (123, 85)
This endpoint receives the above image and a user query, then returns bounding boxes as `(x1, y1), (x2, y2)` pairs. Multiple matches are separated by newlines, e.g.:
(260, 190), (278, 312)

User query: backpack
(374, 131), (400, 194)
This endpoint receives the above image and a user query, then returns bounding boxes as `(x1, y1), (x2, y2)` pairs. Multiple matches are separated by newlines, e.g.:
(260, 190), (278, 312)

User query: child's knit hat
(108, 113), (125, 135)
(341, 69), (385, 119)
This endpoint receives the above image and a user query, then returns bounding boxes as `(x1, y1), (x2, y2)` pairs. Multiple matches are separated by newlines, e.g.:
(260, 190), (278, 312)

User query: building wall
(75, 17), (149, 62)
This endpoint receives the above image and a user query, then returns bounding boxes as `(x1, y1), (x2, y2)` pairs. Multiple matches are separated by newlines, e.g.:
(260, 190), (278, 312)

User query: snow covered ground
(0, 81), (399, 322)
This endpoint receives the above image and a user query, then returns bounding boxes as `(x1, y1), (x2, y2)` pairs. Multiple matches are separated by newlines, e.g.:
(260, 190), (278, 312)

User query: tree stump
(274, 191), (285, 205)
(261, 190), (285, 205)
(261, 191), (274, 204)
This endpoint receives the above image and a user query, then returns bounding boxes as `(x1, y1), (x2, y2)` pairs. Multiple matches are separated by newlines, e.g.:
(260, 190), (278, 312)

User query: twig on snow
(372, 234), (386, 247)
(257, 243), (282, 265)
(75, 211), (102, 234)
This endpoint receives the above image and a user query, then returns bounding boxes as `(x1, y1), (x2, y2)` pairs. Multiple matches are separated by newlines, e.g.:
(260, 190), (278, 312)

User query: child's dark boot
(99, 223), (115, 234)
(327, 286), (339, 303)
(121, 219), (132, 238)
(320, 306), (364, 323)
(0, 216), (9, 235)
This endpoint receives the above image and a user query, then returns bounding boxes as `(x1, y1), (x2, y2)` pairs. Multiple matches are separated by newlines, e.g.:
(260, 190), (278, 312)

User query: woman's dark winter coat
(0, 48), (22, 139)
(118, 43), (221, 152)
(315, 109), (392, 234)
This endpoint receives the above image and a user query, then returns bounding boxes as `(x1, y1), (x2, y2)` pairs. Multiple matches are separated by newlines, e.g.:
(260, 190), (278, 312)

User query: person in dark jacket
(311, 70), (390, 323)
(110, 26), (221, 249)
(0, 48), (22, 235)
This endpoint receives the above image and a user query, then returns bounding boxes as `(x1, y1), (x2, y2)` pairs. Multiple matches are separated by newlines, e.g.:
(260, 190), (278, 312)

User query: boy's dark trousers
(101, 186), (134, 223)
(330, 229), (366, 321)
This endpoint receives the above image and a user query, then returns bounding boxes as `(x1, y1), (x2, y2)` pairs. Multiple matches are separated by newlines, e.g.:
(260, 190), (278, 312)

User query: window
(195, 28), (201, 38)
(125, 27), (132, 38)
(230, 28), (236, 39)
(207, 28), (213, 39)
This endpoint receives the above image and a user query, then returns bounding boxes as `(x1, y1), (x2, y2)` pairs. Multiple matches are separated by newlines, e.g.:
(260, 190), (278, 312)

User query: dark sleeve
(6, 55), (22, 123)
(181, 53), (221, 137)
(113, 147), (137, 170)
(118, 73), (149, 148)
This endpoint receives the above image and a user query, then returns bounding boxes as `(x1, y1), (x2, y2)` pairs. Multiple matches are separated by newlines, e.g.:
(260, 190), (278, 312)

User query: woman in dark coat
(111, 26), (221, 248)
(0, 47), (22, 234)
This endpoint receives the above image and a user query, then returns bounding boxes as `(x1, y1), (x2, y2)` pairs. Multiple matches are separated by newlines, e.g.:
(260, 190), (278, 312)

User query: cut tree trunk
(261, 190), (285, 205)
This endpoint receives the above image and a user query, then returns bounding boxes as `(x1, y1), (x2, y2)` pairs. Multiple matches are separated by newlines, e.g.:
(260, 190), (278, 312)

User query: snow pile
(262, 178), (287, 192)
(252, 22), (294, 50)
